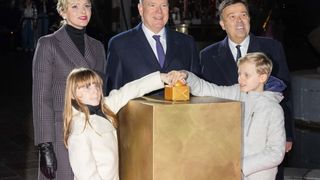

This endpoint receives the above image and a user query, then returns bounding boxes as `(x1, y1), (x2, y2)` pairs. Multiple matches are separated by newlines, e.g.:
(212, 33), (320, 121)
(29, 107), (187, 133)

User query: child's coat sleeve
(105, 71), (164, 114)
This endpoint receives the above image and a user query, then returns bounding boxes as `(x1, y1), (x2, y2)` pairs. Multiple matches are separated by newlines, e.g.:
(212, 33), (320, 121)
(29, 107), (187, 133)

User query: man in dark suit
(200, 1), (293, 179)
(105, 0), (200, 95)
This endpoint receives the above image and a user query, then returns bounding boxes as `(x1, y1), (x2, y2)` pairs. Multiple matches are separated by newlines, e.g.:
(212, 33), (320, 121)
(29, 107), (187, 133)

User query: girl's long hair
(63, 68), (117, 148)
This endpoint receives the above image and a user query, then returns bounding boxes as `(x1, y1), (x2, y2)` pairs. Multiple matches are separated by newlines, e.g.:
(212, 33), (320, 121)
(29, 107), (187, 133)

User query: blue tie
(153, 35), (165, 67)
(236, 45), (241, 62)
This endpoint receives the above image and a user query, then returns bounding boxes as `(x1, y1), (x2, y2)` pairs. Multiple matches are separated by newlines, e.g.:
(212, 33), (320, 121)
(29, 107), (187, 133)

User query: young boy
(169, 52), (286, 179)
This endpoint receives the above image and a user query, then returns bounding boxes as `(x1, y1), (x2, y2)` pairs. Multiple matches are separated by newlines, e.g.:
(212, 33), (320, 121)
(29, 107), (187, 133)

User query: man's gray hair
(218, 0), (249, 20)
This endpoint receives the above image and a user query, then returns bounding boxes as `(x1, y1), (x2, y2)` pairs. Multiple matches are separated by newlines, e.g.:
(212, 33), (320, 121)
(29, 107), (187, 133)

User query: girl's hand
(160, 73), (171, 85)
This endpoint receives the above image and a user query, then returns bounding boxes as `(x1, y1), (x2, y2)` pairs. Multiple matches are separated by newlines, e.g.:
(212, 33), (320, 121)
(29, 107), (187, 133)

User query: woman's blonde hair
(56, 0), (93, 25)
(63, 68), (117, 148)
(237, 52), (273, 78)
(56, 0), (68, 25)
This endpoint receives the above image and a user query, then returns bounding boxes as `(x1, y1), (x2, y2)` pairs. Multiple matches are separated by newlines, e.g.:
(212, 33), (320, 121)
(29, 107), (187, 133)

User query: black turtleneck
(66, 24), (85, 56)
(72, 100), (106, 119)
(87, 104), (105, 118)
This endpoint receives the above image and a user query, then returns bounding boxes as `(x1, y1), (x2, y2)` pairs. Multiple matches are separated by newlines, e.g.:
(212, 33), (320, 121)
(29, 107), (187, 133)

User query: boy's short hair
(237, 52), (273, 77)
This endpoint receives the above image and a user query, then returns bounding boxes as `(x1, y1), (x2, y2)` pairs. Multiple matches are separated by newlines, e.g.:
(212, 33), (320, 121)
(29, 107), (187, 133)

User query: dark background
(0, 0), (320, 70)
(0, 0), (319, 179)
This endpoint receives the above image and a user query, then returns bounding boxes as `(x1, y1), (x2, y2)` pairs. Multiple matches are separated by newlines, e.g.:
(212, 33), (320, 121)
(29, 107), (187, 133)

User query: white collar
(141, 23), (166, 39)
(228, 35), (250, 49)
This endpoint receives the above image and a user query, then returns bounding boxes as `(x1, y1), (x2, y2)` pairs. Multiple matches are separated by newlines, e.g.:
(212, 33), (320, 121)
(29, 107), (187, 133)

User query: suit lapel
(55, 26), (89, 68)
(164, 28), (177, 69)
(134, 24), (162, 68)
(215, 38), (238, 84)
(247, 34), (261, 53)
(84, 35), (97, 68)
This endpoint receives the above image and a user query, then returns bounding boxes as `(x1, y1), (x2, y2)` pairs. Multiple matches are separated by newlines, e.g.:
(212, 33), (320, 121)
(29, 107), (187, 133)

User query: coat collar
(215, 37), (239, 84)
(247, 34), (261, 53)
(134, 23), (161, 68)
(165, 27), (179, 68)
(133, 23), (178, 69)
(53, 25), (95, 68)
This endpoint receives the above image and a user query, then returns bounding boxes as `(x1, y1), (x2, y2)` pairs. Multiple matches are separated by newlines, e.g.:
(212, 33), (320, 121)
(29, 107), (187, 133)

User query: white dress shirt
(228, 36), (250, 61)
(141, 24), (167, 61)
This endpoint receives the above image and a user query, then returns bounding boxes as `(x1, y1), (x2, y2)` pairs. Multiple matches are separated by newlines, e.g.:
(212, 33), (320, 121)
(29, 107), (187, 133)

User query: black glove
(38, 142), (57, 179)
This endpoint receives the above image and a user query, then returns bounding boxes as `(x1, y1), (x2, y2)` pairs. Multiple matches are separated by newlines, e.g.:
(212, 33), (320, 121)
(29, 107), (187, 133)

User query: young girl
(63, 68), (170, 180)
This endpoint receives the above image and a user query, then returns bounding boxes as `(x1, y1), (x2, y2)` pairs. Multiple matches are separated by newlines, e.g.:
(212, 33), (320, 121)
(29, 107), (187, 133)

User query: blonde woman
(63, 68), (170, 179)
(32, 0), (105, 179)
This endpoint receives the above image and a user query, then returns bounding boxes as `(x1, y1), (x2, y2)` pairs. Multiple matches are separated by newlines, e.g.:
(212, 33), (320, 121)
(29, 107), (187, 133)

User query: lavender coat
(32, 25), (106, 180)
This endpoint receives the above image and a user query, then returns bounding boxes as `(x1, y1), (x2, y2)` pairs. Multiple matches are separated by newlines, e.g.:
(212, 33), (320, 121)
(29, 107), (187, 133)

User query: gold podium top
(136, 95), (240, 105)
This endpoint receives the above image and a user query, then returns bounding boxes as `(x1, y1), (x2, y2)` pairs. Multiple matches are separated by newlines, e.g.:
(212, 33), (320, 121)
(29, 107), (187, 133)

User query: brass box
(164, 85), (190, 101)
(118, 96), (242, 180)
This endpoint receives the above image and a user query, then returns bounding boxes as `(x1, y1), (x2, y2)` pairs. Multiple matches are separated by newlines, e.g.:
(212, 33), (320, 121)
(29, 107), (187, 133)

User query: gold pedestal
(118, 96), (242, 180)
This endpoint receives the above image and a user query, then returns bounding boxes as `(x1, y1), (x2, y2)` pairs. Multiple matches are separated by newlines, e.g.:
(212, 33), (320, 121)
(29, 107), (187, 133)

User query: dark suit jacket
(200, 34), (293, 140)
(105, 23), (200, 95)
(32, 25), (106, 180)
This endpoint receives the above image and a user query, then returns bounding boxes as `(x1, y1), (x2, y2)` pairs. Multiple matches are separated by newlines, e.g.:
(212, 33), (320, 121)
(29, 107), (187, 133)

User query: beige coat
(68, 72), (164, 180)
